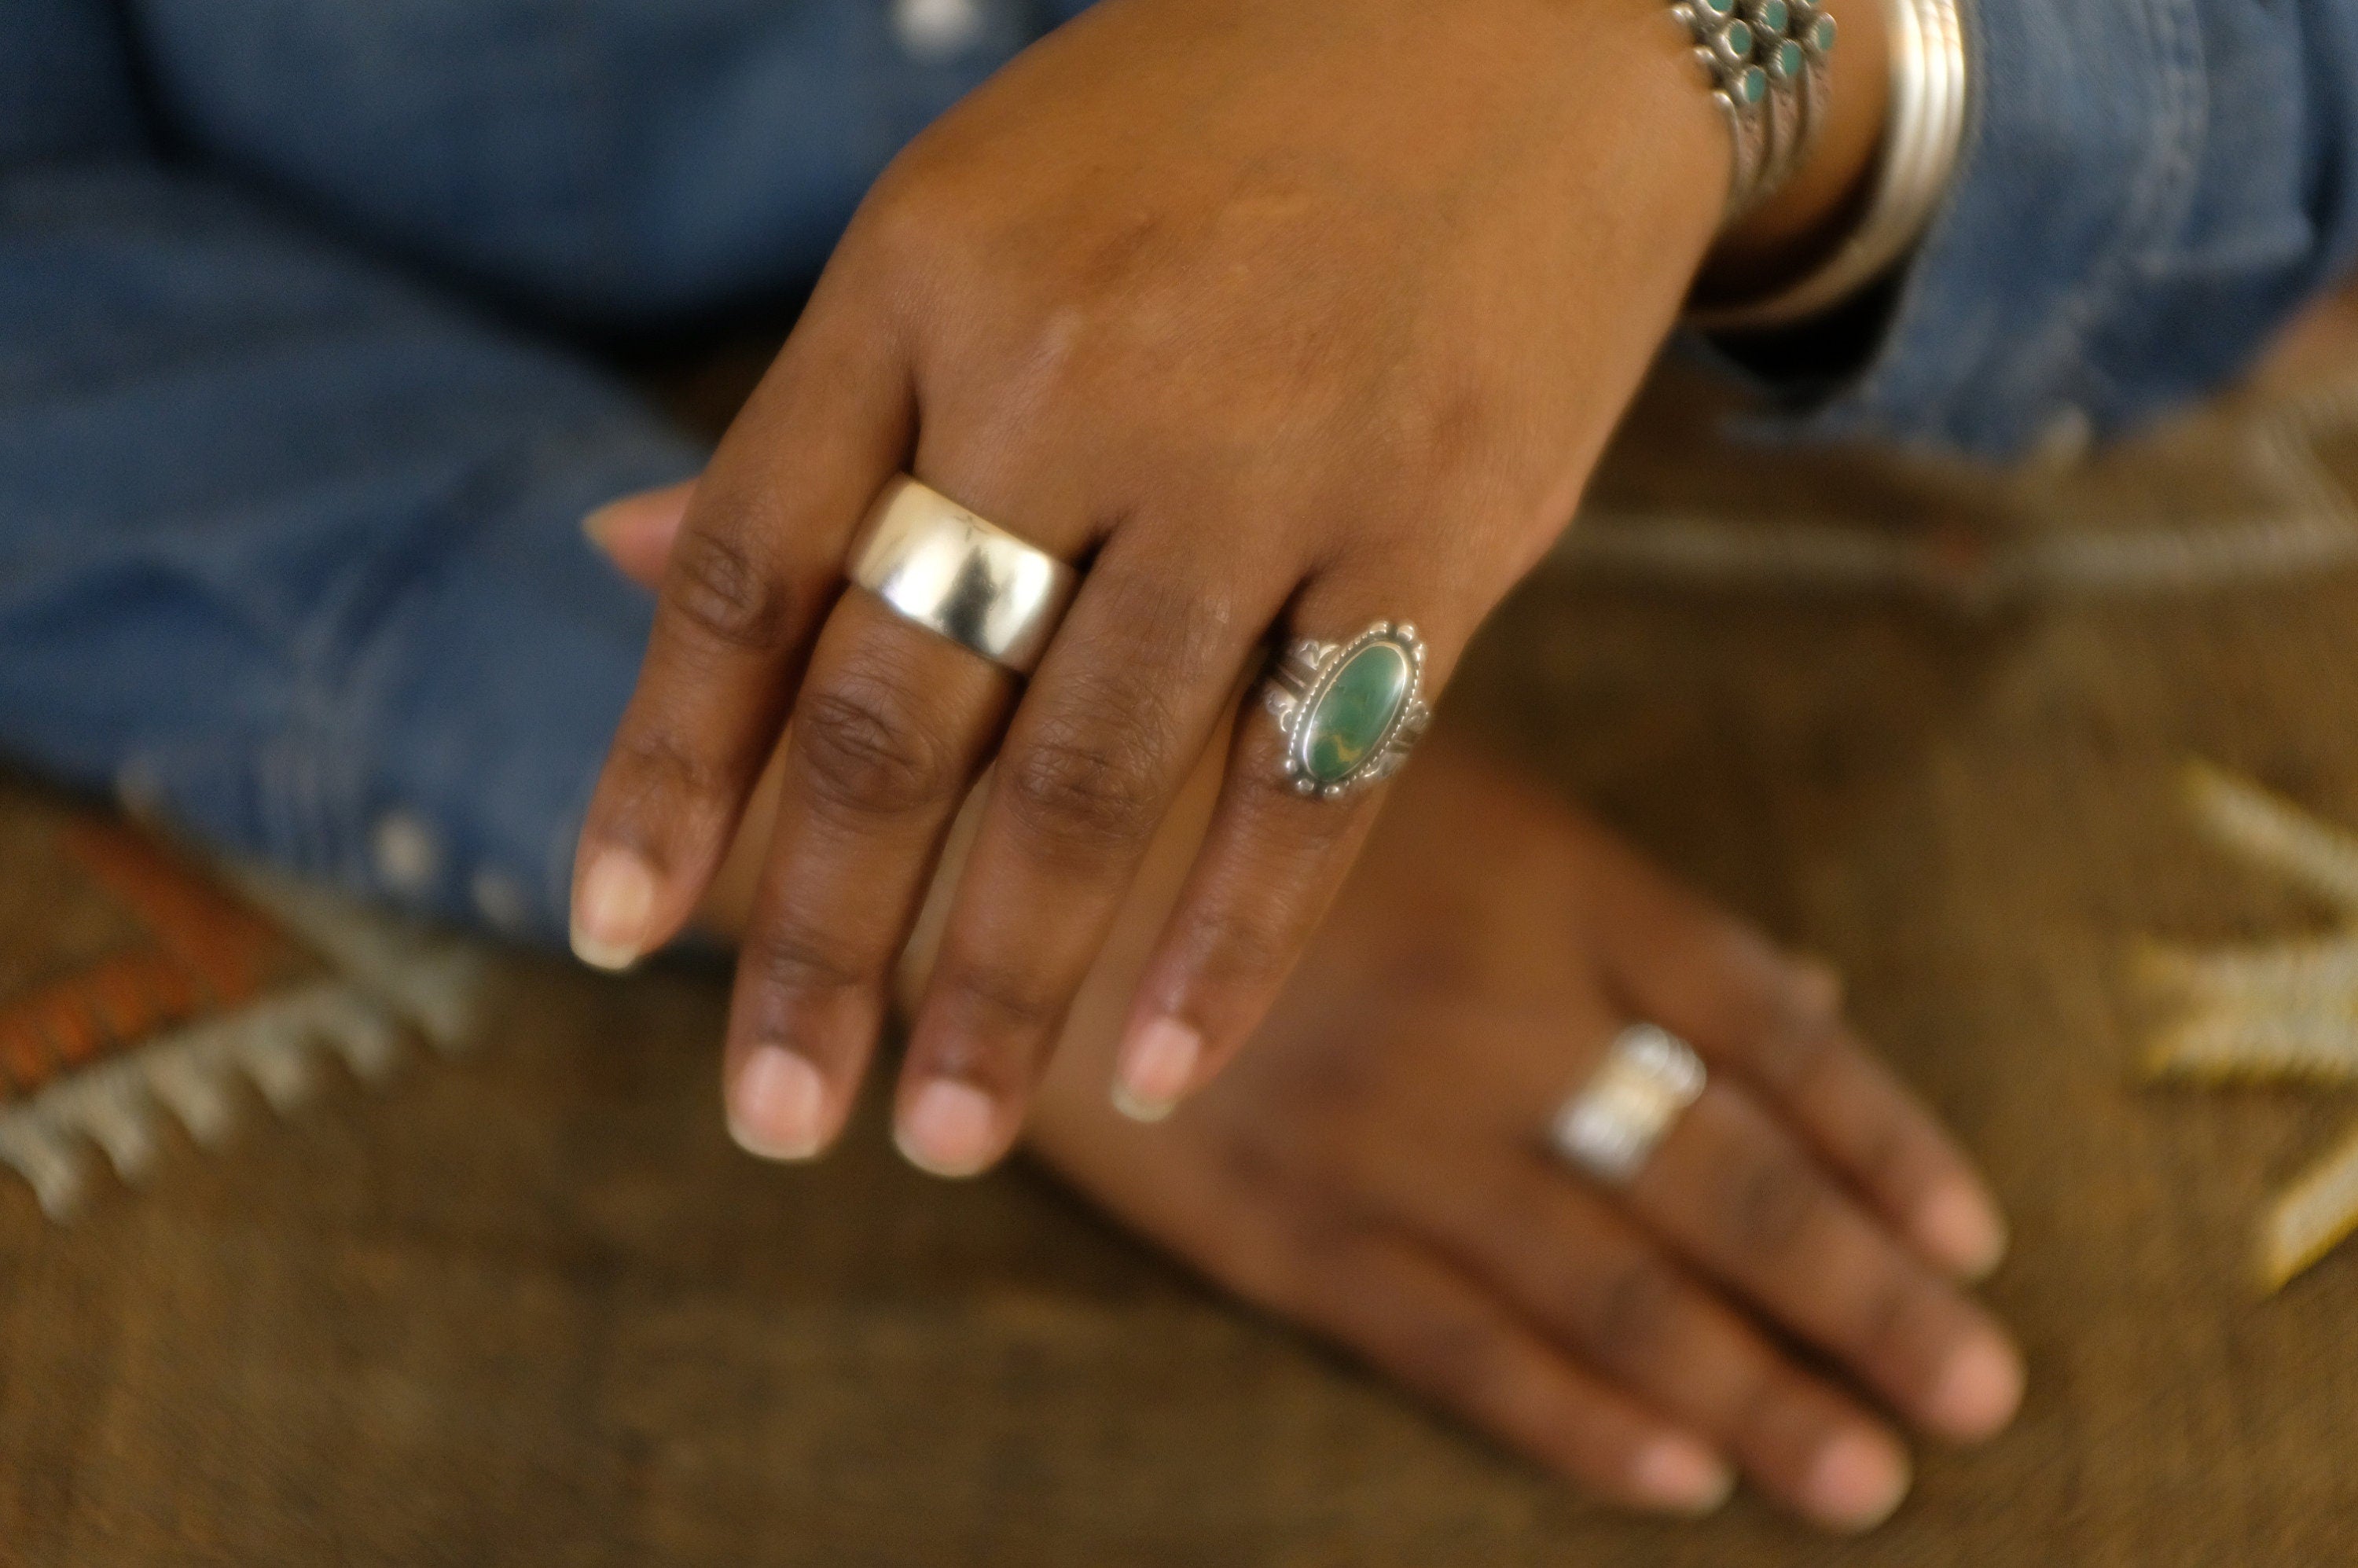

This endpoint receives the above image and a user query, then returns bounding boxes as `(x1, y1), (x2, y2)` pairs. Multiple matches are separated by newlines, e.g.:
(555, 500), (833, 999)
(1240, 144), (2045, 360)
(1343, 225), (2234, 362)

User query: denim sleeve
(1770, 0), (2358, 457)
(0, 159), (703, 943)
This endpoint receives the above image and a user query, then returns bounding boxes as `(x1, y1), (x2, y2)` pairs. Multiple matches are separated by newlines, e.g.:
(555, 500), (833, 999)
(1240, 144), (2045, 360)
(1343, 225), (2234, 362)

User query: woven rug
(12, 320), (2358, 1562)
(0, 782), (483, 1219)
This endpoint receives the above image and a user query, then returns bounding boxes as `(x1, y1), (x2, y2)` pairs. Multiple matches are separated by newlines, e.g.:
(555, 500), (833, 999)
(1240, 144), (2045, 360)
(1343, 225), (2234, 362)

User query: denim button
(371, 810), (442, 895)
(893, 0), (986, 59)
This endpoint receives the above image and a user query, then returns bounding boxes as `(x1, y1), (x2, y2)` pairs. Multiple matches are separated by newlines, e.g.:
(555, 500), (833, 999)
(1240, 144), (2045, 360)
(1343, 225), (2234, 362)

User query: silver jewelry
(1693, 0), (1967, 329)
(847, 475), (1078, 675)
(1673, 0), (1775, 221)
(1259, 621), (1430, 799)
(1673, 0), (1837, 225)
(1548, 1023), (1709, 1186)
(1756, 0), (1838, 201)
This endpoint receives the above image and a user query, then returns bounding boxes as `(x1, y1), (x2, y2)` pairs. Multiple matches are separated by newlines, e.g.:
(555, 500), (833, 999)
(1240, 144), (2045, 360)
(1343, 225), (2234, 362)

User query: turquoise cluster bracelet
(1671, 0), (1838, 225)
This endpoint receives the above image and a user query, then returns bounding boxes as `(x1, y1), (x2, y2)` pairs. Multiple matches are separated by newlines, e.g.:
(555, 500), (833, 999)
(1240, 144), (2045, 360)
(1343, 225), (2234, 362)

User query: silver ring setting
(1260, 621), (1431, 800)
(1548, 1023), (1709, 1187)
(848, 476), (1078, 674)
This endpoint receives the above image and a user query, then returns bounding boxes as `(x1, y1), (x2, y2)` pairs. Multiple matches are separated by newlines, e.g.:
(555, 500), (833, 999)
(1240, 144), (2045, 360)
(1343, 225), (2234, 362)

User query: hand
(571, 0), (1887, 1176)
(1022, 736), (2018, 1532)
(1000, 724), (2016, 1530)
(590, 468), (2020, 1533)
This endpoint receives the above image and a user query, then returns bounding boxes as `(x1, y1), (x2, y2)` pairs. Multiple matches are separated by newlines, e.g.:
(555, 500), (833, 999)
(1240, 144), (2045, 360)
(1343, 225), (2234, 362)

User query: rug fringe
(0, 870), (484, 1221)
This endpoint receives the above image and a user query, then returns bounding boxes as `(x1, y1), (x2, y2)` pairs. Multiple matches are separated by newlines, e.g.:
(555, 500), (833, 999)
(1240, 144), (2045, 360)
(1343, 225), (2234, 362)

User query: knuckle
(1585, 1253), (1685, 1372)
(1001, 666), (1181, 857)
(1001, 733), (1163, 857)
(854, 154), (990, 285)
(933, 957), (1064, 1046)
(742, 920), (870, 1000)
(1180, 897), (1296, 993)
(1091, 564), (1240, 681)
(611, 725), (728, 813)
(997, 571), (1239, 859)
(793, 676), (961, 819)
(998, 302), (1104, 411)
(1851, 1275), (1925, 1371)
(1718, 1144), (1820, 1261)
(1385, 366), (1500, 479)
(1853, 1117), (1926, 1206)
(668, 524), (796, 652)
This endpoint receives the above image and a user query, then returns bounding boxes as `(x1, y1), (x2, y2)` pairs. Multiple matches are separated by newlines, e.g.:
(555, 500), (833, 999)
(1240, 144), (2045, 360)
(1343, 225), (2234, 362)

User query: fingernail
(1802, 1430), (1911, 1533)
(1926, 1330), (2025, 1441)
(1916, 1181), (2009, 1281)
(727, 1045), (828, 1161)
(571, 849), (656, 971)
(1111, 1016), (1201, 1123)
(1631, 1437), (1735, 1515)
(895, 1079), (1001, 1177)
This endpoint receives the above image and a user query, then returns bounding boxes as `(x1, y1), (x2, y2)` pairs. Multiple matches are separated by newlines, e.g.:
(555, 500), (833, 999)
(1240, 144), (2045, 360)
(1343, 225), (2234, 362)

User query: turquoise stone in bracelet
(1673, 0), (1835, 222)
(1672, 0), (1771, 217)
(1711, 17), (1755, 68)
(1754, 0), (1835, 207)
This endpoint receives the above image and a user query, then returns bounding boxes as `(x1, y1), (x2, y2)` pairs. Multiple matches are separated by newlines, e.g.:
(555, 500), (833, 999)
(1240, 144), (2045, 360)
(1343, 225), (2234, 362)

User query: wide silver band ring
(1259, 621), (1431, 800)
(1548, 1023), (1709, 1186)
(848, 476), (1078, 675)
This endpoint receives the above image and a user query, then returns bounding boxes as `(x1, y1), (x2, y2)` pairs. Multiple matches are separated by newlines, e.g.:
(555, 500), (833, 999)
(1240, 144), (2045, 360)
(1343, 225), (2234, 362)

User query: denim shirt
(4, 0), (2356, 942)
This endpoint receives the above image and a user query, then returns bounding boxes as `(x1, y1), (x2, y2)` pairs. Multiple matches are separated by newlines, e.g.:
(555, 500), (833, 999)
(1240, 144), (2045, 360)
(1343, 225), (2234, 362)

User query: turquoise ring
(1260, 621), (1431, 800)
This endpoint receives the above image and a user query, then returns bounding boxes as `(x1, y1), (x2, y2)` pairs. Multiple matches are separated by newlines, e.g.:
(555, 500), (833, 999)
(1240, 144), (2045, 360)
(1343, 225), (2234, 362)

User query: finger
(1297, 1233), (1735, 1515)
(585, 479), (697, 590)
(1587, 837), (2008, 1280)
(569, 295), (913, 972)
(720, 589), (1014, 1160)
(1624, 1079), (2025, 1445)
(896, 523), (1284, 1170)
(1114, 574), (1455, 1119)
(1411, 1156), (1914, 1533)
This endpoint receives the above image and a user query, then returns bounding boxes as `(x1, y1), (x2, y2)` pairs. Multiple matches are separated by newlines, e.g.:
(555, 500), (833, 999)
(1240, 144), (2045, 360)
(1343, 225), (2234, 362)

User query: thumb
(582, 479), (697, 589)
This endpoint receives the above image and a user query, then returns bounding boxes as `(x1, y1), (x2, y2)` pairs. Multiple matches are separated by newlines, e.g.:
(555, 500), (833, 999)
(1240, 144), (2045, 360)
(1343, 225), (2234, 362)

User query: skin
(568, 0), (1894, 1176)
(587, 491), (2021, 1532)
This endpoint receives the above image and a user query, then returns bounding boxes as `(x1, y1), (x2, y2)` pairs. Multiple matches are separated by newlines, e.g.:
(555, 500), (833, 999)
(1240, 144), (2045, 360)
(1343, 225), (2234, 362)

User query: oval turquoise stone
(1775, 39), (1804, 76)
(1303, 643), (1410, 785)
(1721, 19), (1753, 55)
(1811, 14), (1838, 50)
(1757, 0), (1789, 34)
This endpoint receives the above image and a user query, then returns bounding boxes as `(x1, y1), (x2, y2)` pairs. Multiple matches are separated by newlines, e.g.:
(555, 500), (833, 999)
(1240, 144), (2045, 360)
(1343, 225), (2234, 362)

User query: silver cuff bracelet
(1691, 0), (1969, 329)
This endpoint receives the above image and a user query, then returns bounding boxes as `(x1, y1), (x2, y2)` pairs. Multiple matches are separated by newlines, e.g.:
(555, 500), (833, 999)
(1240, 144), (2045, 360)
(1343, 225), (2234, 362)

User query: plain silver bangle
(1690, 0), (1968, 331)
